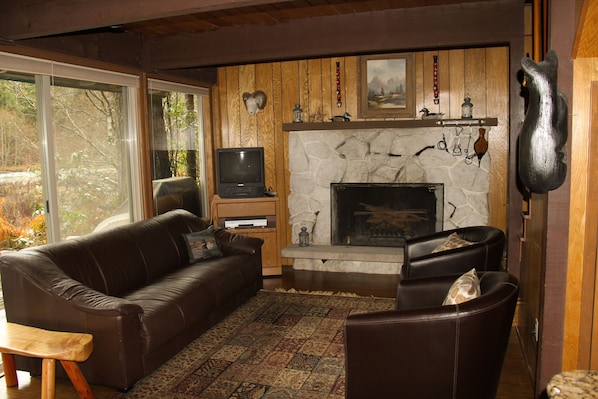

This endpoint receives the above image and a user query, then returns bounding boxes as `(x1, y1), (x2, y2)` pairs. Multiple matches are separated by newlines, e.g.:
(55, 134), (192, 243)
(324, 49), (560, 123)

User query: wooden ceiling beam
(145, 0), (522, 70)
(0, 0), (292, 40)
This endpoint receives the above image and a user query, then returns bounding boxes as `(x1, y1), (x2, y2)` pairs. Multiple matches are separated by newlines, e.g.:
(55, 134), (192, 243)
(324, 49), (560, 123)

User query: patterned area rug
(115, 290), (395, 399)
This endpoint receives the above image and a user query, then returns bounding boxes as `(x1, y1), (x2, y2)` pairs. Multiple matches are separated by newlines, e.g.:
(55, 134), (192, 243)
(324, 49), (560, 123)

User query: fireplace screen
(331, 183), (444, 247)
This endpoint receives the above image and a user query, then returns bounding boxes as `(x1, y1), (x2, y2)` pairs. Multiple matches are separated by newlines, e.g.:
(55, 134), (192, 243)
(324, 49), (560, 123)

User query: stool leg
(41, 358), (56, 399)
(1, 353), (18, 387)
(60, 360), (95, 399)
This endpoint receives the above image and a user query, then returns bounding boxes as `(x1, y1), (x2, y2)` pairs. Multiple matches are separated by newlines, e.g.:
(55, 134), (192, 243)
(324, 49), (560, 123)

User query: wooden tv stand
(211, 195), (282, 276)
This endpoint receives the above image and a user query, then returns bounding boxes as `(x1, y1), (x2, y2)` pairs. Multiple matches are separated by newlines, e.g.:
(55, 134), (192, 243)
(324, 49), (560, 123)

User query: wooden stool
(0, 322), (95, 399)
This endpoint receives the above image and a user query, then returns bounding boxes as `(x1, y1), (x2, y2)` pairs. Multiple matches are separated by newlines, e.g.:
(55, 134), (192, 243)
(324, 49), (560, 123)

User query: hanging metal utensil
(437, 127), (449, 152)
(452, 126), (463, 156)
(464, 125), (475, 164)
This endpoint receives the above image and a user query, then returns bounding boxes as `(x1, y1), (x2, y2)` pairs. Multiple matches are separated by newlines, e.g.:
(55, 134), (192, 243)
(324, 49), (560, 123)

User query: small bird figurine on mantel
(419, 108), (445, 120)
(330, 112), (351, 122)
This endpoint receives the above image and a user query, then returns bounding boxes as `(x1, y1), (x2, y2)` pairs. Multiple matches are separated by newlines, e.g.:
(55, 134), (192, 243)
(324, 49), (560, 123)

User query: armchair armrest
(405, 246), (492, 278)
(395, 274), (457, 310)
(405, 230), (454, 259)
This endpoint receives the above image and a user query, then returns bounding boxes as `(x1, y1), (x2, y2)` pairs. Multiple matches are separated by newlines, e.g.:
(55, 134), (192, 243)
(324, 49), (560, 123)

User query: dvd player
(224, 218), (268, 228)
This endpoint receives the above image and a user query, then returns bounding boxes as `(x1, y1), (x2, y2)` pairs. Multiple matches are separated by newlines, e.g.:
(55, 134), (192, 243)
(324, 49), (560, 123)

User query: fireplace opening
(330, 183), (444, 247)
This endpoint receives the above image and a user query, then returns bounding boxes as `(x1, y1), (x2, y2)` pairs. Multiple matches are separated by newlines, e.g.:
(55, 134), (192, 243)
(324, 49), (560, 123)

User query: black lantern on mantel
(462, 97), (473, 119)
(292, 103), (303, 123)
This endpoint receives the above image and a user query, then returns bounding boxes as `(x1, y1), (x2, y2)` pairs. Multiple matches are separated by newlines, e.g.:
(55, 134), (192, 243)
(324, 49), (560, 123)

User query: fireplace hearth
(331, 183), (443, 247)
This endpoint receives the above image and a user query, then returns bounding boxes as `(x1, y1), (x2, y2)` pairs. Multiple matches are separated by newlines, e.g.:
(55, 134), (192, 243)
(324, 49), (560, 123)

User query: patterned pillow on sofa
(182, 226), (223, 263)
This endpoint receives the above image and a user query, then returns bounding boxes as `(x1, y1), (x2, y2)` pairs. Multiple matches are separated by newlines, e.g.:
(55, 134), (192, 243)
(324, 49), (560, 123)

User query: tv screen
(216, 147), (265, 198)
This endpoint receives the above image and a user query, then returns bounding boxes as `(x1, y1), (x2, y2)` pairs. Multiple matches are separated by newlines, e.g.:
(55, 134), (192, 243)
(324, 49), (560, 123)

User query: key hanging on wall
(336, 61), (342, 108)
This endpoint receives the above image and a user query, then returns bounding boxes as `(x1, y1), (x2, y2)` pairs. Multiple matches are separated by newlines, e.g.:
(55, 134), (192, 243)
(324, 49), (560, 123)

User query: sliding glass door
(0, 53), (141, 247)
(48, 77), (138, 239)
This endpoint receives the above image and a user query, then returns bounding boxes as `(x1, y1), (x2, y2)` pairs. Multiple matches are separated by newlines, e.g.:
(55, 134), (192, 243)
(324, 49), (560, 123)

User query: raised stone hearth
(281, 244), (404, 274)
(287, 127), (491, 274)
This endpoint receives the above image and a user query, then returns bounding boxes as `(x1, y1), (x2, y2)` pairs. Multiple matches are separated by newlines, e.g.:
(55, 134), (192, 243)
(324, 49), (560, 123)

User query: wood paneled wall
(211, 47), (510, 250)
(564, 58), (598, 370)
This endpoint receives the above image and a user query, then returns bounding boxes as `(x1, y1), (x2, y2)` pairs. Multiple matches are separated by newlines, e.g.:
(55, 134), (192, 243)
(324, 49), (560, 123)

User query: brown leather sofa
(344, 271), (518, 399)
(0, 209), (263, 390)
(401, 225), (505, 279)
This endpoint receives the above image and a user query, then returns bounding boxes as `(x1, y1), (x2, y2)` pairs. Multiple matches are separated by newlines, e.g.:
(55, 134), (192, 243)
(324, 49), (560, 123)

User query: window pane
(149, 84), (205, 217)
(0, 74), (45, 249)
(50, 79), (131, 238)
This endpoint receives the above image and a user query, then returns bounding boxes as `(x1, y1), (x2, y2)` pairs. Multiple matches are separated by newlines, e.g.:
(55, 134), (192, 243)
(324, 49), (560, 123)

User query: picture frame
(359, 53), (416, 119)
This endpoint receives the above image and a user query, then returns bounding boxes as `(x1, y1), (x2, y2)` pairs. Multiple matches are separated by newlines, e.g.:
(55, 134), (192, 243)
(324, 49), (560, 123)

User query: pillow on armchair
(442, 268), (481, 305)
(432, 232), (474, 253)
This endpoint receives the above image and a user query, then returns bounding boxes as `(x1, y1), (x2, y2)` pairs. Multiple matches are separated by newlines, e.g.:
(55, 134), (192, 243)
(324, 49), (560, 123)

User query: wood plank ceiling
(1, 0), (494, 39)
(0, 0), (516, 76)
(122, 0), (492, 37)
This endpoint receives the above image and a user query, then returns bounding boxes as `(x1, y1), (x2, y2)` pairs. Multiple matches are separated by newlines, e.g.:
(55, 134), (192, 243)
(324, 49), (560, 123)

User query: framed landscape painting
(359, 53), (416, 118)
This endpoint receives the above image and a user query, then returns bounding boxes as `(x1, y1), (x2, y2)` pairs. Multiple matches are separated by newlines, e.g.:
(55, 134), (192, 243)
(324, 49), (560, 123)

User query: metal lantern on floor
(299, 226), (309, 246)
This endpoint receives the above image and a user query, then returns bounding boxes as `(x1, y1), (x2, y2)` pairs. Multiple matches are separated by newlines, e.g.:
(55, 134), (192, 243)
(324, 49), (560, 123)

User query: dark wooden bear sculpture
(518, 50), (568, 193)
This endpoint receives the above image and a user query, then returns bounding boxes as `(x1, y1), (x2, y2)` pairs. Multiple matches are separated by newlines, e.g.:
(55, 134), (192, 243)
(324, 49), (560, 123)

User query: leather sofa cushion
(32, 211), (209, 296)
(124, 253), (260, 354)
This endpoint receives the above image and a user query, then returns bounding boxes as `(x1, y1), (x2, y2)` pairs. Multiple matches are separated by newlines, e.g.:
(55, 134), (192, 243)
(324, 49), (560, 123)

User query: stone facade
(286, 127), (491, 273)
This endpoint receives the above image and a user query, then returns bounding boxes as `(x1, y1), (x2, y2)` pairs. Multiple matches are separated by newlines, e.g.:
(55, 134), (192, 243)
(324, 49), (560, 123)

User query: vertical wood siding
(211, 47), (509, 251)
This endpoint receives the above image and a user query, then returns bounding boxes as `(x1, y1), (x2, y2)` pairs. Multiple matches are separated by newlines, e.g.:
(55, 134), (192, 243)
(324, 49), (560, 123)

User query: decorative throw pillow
(431, 232), (474, 253)
(442, 268), (481, 305)
(182, 226), (223, 263)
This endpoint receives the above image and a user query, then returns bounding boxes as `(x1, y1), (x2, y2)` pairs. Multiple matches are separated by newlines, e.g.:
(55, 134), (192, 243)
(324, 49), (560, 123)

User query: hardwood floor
(0, 267), (534, 398)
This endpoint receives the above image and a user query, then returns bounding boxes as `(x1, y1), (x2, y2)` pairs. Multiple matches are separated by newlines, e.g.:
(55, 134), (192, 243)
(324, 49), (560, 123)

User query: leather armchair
(344, 271), (518, 399)
(401, 225), (505, 279)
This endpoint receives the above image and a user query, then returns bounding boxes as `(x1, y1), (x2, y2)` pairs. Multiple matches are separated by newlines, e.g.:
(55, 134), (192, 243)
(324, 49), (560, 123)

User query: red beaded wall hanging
(336, 61), (342, 108)
(433, 55), (439, 105)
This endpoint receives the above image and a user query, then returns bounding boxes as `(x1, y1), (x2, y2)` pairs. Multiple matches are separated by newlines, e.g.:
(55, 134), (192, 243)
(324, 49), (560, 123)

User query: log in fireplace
(330, 183), (444, 247)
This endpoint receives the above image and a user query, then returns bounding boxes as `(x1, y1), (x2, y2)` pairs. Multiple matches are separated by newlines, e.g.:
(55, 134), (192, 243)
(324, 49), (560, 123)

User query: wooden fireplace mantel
(283, 118), (498, 131)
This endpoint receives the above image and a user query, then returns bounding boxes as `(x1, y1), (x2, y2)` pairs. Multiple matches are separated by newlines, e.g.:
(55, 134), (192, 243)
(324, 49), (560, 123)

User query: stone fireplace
(285, 126), (490, 273)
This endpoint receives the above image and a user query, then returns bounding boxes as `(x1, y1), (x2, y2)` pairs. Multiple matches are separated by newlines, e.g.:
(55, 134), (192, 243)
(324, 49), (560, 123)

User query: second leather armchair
(401, 225), (505, 279)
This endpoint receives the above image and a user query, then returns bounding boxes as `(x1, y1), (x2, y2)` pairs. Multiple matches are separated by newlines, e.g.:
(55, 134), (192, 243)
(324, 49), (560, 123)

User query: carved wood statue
(518, 50), (568, 193)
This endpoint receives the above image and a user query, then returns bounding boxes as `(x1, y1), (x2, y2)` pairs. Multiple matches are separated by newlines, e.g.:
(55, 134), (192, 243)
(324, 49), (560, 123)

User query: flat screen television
(216, 147), (265, 198)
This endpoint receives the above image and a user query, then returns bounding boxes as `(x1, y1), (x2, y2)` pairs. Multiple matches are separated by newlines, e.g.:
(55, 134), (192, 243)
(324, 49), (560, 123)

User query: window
(0, 52), (142, 247)
(148, 79), (209, 217)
